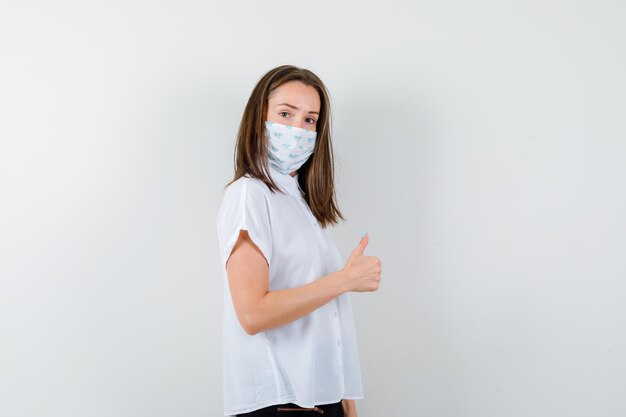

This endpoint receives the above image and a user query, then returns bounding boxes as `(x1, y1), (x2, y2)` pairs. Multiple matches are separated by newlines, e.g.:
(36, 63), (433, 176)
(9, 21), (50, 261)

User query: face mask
(264, 120), (317, 175)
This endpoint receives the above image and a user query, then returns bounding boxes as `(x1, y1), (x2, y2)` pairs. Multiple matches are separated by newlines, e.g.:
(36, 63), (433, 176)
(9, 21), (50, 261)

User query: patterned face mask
(264, 120), (317, 175)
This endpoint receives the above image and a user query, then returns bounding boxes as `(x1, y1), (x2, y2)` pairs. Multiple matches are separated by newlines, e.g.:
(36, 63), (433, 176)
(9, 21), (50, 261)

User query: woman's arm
(226, 230), (349, 335)
(342, 399), (358, 417)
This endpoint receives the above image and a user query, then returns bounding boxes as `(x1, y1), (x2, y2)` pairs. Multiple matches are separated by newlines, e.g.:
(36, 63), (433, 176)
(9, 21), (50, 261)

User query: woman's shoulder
(223, 175), (271, 196)
(220, 176), (273, 209)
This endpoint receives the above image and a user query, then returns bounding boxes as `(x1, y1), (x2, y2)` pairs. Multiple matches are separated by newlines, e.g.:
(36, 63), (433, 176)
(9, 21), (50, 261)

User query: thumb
(351, 231), (369, 257)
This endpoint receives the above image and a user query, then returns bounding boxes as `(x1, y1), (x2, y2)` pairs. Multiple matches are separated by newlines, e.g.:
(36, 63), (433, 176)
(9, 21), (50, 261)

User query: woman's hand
(339, 232), (382, 293)
(341, 399), (359, 417)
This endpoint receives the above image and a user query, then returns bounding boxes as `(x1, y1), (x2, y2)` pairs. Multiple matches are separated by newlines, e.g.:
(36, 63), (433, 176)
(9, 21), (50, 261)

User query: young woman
(216, 65), (382, 417)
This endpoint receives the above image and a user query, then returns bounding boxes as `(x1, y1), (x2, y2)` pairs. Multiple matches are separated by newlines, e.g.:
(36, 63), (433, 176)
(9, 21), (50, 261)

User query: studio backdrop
(1, 1), (625, 416)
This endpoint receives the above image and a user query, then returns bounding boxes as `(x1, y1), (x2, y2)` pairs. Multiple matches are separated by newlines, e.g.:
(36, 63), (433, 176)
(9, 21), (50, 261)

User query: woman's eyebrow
(275, 102), (319, 115)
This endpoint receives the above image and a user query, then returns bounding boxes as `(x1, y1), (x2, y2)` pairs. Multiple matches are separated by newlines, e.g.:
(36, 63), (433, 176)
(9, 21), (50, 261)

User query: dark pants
(236, 400), (344, 417)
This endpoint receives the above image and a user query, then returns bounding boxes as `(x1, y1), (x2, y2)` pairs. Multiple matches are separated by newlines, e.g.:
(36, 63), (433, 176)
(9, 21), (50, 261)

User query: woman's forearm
(246, 270), (348, 335)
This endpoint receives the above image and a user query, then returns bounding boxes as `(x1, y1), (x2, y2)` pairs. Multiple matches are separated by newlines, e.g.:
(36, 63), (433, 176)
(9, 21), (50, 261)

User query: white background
(1, 1), (625, 416)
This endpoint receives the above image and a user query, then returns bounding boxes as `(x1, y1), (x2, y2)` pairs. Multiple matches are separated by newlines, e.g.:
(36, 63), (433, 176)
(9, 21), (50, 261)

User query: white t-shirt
(216, 163), (365, 416)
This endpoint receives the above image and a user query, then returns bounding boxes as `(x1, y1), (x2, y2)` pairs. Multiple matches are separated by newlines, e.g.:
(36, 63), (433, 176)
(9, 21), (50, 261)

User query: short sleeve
(216, 180), (272, 269)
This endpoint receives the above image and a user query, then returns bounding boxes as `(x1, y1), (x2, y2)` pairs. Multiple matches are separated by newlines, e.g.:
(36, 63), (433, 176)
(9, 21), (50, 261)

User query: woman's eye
(306, 118), (316, 124)
(279, 111), (290, 118)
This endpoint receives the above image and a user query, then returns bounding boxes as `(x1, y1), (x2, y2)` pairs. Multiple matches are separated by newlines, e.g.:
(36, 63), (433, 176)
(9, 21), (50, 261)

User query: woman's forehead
(269, 82), (320, 111)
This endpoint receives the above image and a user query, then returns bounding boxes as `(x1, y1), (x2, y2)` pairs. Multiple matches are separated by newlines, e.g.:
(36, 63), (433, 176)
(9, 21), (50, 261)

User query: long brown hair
(224, 65), (345, 229)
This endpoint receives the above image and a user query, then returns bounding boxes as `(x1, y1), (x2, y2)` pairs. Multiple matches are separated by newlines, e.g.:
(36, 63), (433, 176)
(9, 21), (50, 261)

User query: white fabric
(265, 120), (317, 174)
(216, 163), (365, 416)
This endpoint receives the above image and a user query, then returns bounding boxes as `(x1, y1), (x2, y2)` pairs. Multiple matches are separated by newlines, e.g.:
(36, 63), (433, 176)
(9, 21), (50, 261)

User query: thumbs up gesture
(340, 231), (382, 292)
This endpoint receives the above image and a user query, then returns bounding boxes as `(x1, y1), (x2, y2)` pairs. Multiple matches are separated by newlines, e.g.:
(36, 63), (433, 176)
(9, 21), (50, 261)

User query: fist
(341, 232), (382, 292)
